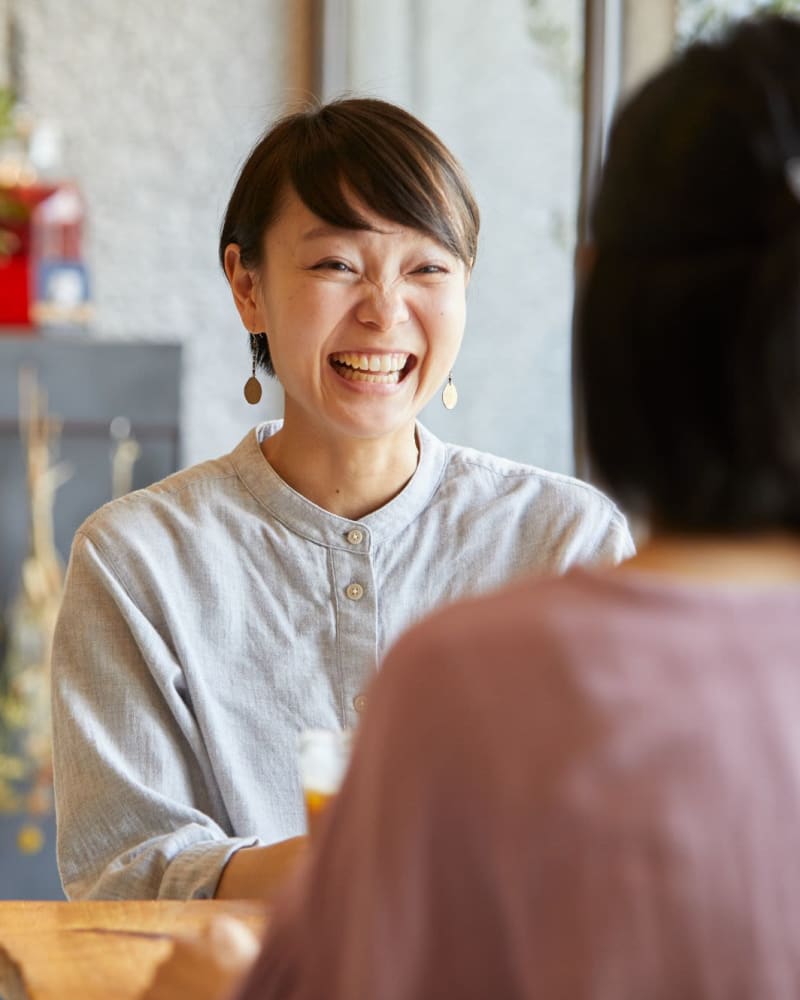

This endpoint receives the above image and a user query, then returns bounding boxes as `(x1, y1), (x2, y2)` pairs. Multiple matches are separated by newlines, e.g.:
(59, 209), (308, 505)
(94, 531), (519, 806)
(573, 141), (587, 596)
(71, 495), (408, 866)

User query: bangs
(288, 108), (477, 265)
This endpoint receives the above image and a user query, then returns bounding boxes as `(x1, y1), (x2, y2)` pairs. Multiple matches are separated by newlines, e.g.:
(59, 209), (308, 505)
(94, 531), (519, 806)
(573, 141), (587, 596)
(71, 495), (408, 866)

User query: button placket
(332, 542), (377, 729)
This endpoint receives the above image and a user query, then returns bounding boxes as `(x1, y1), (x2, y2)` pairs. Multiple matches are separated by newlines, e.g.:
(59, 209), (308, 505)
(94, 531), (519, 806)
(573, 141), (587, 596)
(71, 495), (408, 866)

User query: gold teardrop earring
(442, 372), (458, 410)
(243, 333), (263, 405)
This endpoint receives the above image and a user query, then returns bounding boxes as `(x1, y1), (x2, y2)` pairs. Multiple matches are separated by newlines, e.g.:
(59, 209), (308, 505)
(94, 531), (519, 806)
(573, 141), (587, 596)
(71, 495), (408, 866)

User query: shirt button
(345, 582), (364, 601)
(346, 528), (364, 545)
(353, 694), (368, 713)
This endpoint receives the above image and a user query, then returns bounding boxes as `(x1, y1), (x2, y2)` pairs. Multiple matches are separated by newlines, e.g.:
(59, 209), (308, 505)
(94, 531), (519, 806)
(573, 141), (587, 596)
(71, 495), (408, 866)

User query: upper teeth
(331, 352), (409, 373)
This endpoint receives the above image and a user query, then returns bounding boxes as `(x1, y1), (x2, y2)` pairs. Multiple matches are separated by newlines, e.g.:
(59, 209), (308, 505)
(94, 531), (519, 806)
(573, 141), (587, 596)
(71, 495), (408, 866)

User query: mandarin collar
(230, 420), (448, 550)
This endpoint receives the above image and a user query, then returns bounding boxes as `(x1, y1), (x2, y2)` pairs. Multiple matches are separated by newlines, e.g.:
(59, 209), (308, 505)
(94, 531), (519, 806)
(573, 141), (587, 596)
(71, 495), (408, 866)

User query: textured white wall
(13, 0), (291, 465)
(13, 0), (580, 473)
(340, 0), (581, 473)
(413, 0), (581, 473)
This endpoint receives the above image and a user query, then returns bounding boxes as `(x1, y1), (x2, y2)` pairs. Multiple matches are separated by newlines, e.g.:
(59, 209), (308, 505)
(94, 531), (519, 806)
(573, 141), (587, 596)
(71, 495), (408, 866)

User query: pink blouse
(236, 567), (800, 999)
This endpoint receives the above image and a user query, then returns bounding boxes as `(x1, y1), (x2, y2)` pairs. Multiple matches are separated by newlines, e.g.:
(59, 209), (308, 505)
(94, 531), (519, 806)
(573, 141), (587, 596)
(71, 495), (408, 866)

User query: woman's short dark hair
(220, 97), (480, 375)
(576, 14), (800, 535)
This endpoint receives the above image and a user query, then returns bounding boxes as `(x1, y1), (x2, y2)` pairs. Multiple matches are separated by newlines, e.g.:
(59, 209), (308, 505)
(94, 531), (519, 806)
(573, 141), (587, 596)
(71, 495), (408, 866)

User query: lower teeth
(334, 364), (401, 384)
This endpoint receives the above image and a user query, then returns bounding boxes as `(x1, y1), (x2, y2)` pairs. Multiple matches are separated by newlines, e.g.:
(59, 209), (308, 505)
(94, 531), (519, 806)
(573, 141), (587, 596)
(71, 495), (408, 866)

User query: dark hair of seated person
(576, 14), (800, 536)
(218, 97), (480, 376)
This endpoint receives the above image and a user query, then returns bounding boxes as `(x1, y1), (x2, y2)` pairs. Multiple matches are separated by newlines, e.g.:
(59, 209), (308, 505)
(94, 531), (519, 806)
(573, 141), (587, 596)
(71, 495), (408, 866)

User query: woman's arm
(214, 839), (308, 899)
(52, 531), (263, 899)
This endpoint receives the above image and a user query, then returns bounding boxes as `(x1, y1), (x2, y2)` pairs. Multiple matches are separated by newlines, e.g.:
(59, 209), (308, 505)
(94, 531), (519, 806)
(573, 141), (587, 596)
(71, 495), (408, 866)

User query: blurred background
(0, 0), (797, 897)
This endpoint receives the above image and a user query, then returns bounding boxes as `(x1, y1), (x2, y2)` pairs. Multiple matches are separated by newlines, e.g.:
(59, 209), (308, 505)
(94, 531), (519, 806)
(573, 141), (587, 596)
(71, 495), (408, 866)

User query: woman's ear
(224, 244), (265, 332)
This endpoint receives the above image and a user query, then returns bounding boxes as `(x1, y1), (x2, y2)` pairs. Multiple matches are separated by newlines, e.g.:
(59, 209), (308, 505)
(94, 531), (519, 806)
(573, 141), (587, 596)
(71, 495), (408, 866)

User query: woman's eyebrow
(301, 224), (346, 241)
(300, 222), (400, 241)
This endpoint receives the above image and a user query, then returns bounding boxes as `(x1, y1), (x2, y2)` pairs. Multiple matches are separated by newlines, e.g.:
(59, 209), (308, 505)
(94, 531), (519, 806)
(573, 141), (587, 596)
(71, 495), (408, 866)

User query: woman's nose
(355, 282), (410, 331)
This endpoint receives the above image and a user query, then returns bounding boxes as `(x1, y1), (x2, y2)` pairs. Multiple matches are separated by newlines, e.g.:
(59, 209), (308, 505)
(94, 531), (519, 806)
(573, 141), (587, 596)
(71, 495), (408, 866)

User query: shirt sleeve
(593, 507), (637, 565)
(51, 531), (259, 900)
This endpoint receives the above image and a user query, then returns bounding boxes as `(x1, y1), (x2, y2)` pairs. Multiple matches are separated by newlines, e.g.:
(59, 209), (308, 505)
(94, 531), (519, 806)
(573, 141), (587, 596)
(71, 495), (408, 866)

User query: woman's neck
(260, 422), (420, 520)
(619, 532), (800, 585)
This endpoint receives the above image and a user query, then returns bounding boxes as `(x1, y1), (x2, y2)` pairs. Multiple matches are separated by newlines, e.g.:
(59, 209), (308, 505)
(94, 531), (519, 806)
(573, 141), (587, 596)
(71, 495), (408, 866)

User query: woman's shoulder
(434, 436), (629, 538)
(76, 448), (241, 545)
(439, 436), (617, 507)
(77, 424), (278, 542)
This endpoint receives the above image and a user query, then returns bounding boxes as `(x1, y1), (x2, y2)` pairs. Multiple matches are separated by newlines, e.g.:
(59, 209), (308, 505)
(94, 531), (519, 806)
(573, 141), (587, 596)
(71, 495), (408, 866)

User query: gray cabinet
(0, 333), (181, 899)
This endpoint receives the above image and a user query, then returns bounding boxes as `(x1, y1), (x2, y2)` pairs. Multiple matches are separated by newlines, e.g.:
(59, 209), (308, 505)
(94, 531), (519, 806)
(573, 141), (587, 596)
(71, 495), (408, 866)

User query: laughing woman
(51, 98), (632, 902)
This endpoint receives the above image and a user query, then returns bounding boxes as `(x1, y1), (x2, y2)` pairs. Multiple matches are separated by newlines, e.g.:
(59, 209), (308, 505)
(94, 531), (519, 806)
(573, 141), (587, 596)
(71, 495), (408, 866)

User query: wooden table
(0, 900), (268, 1000)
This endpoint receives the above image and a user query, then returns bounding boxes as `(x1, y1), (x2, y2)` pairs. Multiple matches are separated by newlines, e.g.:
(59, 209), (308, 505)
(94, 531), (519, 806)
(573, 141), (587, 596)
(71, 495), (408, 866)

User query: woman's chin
(325, 400), (420, 444)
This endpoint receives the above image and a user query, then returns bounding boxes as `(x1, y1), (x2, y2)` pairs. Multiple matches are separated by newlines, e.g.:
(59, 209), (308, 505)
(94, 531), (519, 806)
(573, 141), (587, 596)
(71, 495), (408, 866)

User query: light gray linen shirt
(51, 421), (633, 900)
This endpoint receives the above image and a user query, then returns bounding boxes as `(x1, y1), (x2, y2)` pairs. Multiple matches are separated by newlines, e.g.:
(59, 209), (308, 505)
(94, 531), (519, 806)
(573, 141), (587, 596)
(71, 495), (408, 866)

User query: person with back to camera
(138, 12), (800, 1000)
(50, 97), (633, 903)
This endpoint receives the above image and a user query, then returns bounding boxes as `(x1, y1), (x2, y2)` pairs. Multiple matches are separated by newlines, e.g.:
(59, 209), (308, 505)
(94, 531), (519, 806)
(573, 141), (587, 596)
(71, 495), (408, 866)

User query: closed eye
(312, 260), (354, 273)
(413, 264), (450, 275)
(411, 264), (451, 278)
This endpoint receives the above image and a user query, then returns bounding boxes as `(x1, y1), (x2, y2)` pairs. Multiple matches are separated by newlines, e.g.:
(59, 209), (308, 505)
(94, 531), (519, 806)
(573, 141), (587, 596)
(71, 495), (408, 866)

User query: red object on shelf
(0, 183), (58, 329)
(0, 255), (32, 326)
(0, 180), (90, 331)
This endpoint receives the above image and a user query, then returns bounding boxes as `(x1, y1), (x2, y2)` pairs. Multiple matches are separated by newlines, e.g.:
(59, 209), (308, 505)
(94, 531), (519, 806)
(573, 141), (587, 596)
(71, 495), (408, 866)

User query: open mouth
(329, 352), (414, 384)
